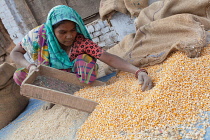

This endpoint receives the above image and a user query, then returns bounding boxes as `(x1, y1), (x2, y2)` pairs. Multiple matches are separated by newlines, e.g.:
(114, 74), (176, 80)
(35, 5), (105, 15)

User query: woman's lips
(64, 41), (73, 44)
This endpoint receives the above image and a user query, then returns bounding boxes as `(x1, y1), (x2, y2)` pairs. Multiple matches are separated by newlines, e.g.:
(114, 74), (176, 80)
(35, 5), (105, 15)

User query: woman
(10, 5), (153, 110)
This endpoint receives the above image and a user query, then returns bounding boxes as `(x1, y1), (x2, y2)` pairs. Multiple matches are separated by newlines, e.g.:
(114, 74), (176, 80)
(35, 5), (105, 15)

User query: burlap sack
(99, 0), (149, 20)
(0, 62), (29, 129)
(0, 47), (6, 57)
(103, 33), (135, 74)
(100, 0), (210, 74)
(135, 0), (210, 29)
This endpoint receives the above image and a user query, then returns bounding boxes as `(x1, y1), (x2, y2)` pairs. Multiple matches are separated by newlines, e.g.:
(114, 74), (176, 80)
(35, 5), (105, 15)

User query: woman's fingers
(29, 65), (39, 74)
(138, 72), (153, 91)
(148, 81), (153, 90)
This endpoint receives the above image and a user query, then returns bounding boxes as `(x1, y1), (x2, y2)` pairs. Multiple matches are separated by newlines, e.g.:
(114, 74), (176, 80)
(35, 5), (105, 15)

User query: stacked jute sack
(99, 0), (210, 74)
(0, 62), (29, 129)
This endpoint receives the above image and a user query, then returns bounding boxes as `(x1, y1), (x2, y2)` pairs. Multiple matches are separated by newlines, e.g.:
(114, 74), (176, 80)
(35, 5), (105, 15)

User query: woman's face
(54, 20), (77, 47)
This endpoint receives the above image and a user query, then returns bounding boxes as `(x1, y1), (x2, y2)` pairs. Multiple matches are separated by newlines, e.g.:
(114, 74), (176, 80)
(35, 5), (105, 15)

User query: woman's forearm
(10, 44), (30, 68)
(99, 51), (152, 91)
(99, 52), (139, 74)
(10, 51), (30, 68)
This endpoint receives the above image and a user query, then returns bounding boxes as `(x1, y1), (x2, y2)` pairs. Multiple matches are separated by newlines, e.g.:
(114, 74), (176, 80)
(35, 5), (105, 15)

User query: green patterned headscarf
(45, 5), (91, 69)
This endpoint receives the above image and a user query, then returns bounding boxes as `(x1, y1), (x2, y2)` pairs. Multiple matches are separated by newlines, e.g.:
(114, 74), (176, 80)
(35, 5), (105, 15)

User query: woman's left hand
(137, 71), (153, 91)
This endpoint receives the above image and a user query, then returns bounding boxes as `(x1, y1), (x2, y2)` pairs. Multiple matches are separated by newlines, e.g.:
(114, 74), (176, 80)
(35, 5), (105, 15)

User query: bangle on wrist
(27, 63), (36, 70)
(135, 69), (148, 79)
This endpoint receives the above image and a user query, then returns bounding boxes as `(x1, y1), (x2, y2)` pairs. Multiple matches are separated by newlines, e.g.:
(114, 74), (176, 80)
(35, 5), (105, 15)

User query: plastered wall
(0, 0), (30, 44)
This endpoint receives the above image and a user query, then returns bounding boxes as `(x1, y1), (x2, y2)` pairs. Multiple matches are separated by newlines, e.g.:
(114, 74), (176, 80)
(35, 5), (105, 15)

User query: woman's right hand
(28, 64), (39, 74)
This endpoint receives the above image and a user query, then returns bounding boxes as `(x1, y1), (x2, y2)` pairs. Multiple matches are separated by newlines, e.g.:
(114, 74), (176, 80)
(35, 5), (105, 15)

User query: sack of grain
(0, 62), (29, 129)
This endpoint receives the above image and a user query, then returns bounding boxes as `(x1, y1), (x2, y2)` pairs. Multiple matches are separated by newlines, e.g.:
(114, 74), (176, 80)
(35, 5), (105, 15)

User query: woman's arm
(10, 44), (29, 68)
(10, 44), (37, 72)
(99, 51), (153, 91)
(99, 51), (138, 73)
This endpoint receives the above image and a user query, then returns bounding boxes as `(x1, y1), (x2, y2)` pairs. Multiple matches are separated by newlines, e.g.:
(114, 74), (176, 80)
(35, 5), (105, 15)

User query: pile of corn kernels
(75, 46), (210, 139)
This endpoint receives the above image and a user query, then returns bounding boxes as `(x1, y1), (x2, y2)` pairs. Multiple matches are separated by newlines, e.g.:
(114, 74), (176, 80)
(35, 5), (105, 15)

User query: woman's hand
(27, 64), (39, 74)
(99, 52), (153, 91)
(137, 71), (153, 91)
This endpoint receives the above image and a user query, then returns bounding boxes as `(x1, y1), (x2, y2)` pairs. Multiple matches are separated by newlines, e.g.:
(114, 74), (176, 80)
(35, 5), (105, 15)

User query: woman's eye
(59, 31), (66, 34)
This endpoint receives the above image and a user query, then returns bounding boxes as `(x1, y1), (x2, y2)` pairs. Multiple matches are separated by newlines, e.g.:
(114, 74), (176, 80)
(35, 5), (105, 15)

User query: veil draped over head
(45, 5), (91, 69)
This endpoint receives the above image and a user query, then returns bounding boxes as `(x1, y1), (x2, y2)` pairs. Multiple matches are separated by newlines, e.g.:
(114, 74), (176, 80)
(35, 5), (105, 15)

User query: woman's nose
(66, 33), (72, 39)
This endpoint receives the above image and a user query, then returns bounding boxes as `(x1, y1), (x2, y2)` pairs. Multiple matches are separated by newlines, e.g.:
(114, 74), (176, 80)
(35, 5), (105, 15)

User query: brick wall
(86, 19), (119, 49)
(85, 12), (136, 49)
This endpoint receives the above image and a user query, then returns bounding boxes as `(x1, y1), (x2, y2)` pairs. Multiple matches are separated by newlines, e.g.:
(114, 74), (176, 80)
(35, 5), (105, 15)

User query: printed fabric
(13, 54), (98, 85)
(13, 5), (105, 85)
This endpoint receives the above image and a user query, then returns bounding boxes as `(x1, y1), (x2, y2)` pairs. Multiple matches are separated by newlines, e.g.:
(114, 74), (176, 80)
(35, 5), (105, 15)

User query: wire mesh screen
(33, 76), (84, 94)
